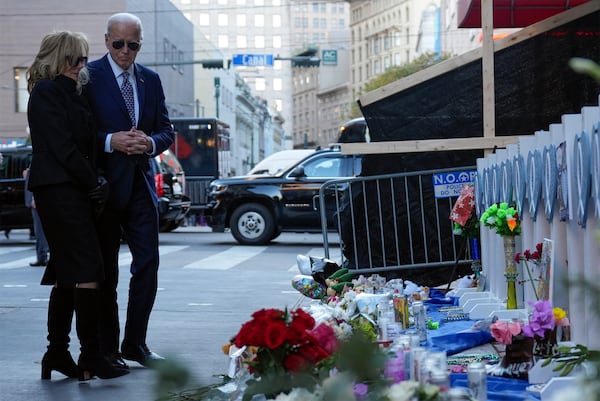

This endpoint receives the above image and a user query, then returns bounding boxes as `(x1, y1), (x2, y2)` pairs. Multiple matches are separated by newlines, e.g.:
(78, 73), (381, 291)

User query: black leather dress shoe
(29, 260), (47, 267)
(121, 344), (165, 367)
(107, 352), (129, 369)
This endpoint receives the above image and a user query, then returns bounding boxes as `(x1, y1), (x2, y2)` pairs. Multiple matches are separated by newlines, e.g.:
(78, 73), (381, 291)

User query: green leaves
(541, 344), (591, 377)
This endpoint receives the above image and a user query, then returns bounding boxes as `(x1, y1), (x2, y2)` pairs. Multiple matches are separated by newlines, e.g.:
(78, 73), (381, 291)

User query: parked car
(151, 149), (191, 232)
(0, 145), (33, 237)
(205, 146), (363, 245)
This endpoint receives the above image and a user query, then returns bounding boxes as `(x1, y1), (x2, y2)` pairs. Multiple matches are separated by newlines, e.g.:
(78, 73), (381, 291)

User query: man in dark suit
(85, 12), (174, 368)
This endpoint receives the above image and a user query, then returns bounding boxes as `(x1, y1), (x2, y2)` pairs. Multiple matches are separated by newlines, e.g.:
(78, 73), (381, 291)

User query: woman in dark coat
(26, 30), (128, 381)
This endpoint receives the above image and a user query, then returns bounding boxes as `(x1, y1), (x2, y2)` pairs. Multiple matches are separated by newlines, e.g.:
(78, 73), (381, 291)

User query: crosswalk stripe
(0, 246), (31, 256)
(183, 246), (267, 270)
(118, 245), (188, 267)
(0, 257), (37, 270)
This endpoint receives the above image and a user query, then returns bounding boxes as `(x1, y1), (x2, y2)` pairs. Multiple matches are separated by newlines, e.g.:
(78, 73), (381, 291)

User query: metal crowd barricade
(318, 166), (476, 278)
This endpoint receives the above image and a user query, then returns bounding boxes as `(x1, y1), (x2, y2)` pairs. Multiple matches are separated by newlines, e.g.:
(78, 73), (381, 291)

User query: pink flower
(490, 320), (522, 344)
(310, 323), (339, 354)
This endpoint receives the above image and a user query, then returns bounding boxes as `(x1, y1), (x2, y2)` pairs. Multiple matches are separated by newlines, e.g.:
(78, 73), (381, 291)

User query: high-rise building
(172, 0), (295, 149)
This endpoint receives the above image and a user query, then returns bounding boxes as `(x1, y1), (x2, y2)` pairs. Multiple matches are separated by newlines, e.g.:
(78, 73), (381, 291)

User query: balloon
(292, 275), (325, 299)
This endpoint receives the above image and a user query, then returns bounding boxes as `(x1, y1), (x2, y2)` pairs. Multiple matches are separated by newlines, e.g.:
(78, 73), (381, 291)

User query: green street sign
(322, 50), (337, 65)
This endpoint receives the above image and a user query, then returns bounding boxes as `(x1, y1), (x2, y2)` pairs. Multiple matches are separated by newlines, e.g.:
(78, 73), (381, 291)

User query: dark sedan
(0, 146), (33, 237)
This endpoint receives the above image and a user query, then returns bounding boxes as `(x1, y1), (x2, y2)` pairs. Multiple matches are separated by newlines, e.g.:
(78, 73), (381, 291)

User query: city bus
(170, 117), (231, 214)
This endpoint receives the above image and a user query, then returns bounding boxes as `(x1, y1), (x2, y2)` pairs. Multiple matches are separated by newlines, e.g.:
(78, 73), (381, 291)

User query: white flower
(385, 380), (420, 401)
(274, 387), (319, 401)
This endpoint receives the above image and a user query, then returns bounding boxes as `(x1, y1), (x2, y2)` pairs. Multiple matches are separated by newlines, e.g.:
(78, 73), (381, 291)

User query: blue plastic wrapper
(428, 331), (493, 355)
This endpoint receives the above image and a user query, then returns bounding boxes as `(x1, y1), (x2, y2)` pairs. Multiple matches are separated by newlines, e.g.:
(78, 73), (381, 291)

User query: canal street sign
(232, 54), (274, 67)
(433, 170), (476, 198)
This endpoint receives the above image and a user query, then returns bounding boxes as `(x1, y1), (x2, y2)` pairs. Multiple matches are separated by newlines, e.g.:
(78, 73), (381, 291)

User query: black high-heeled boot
(41, 287), (78, 380)
(74, 288), (129, 381)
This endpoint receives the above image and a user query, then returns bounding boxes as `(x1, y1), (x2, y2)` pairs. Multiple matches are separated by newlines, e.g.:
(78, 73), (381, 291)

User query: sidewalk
(0, 228), (300, 401)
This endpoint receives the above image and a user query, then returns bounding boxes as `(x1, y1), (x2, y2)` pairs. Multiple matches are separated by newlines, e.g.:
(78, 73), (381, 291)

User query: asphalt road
(0, 227), (332, 401)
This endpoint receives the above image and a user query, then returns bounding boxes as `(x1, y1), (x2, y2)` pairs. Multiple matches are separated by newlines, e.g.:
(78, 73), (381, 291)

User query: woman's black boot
(74, 288), (129, 381)
(41, 287), (78, 379)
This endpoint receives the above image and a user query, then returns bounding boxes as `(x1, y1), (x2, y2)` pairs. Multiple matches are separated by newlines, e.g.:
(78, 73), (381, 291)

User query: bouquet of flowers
(480, 202), (521, 236)
(231, 308), (338, 400)
(490, 301), (568, 345)
(450, 184), (480, 238)
(515, 242), (545, 300)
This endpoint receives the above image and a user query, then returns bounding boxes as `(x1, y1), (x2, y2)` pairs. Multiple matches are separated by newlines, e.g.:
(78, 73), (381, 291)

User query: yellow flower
(553, 307), (567, 320)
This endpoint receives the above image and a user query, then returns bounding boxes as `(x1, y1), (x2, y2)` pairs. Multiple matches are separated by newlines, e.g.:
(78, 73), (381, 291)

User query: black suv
(205, 146), (362, 245)
(0, 146), (33, 236)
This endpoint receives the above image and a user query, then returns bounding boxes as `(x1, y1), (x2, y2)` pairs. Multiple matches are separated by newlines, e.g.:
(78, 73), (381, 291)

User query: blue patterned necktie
(120, 71), (136, 127)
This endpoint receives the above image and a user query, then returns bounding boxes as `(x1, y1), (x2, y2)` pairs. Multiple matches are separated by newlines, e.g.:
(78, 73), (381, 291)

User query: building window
(218, 0), (227, 4)
(272, 14), (281, 27)
(320, 18), (326, 28)
(384, 34), (391, 50)
(384, 55), (391, 70)
(273, 78), (282, 91)
(237, 35), (247, 48)
(199, 13), (210, 26)
(273, 36), (282, 48)
(14, 67), (28, 113)
(218, 35), (229, 48)
(236, 0), (245, 4)
(218, 14), (228, 26)
(237, 14), (246, 26)
(255, 77), (266, 91)
(294, 17), (301, 28)
(312, 2), (318, 12)
(272, 0), (280, 5)
(255, 0), (264, 5)
(180, 0), (190, 4)
(273, 59), (283, 70)
(313, 18), (319, 29)
(255, 35), (265, 48)
(254, 14), (264, 27)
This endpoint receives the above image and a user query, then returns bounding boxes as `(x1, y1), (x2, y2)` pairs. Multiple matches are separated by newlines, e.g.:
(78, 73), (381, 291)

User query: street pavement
(0, 227), (303, 401)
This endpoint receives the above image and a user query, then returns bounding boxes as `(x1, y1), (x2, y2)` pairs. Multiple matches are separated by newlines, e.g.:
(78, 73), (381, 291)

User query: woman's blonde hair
(27, 31), (90, 94)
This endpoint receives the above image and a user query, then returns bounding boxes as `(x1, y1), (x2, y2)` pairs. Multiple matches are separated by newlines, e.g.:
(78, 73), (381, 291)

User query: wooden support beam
(481, 0), (495, 144)
(340, 136), (521, 155)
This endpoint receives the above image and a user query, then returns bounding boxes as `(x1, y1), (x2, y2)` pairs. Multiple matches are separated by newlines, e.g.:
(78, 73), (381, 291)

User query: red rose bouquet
(233, 308), (338, 400)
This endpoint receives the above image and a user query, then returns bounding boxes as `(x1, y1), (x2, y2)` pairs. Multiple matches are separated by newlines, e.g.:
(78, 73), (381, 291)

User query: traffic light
(291, 56), (321, 68)
(201, 59), (224, 69)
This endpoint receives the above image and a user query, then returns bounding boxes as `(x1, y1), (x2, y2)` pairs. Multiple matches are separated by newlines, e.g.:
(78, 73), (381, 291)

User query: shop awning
(457, 0), (591, 28)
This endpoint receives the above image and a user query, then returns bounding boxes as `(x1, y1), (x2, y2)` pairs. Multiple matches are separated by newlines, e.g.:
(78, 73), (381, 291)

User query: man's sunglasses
(66, 56), (88, 66)
(111, 40), (141, 51)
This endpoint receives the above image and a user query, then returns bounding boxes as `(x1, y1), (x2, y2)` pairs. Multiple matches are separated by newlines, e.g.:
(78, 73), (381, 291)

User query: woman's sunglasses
(112, 40), (141, 51)
(66, 56), (88, 66)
